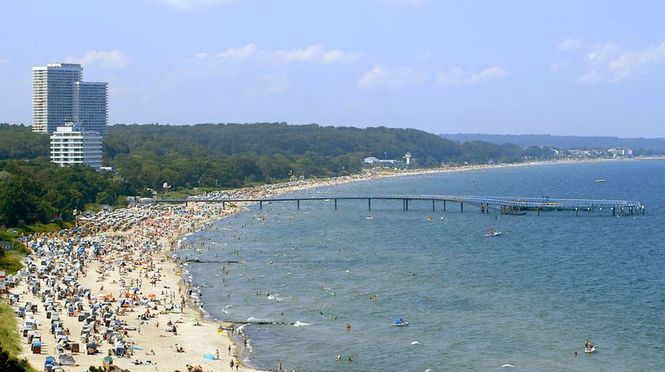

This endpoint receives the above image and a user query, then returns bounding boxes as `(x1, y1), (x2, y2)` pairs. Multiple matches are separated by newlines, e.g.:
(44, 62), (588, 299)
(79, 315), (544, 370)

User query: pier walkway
(153, 195), (645, 216)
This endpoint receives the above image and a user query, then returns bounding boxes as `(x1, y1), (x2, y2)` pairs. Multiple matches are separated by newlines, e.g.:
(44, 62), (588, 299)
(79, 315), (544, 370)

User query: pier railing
(152, 194), (645, 216)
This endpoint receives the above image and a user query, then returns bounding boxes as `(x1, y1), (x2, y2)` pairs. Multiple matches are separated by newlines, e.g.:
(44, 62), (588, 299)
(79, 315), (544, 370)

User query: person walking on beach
(228, 345), (231, 355)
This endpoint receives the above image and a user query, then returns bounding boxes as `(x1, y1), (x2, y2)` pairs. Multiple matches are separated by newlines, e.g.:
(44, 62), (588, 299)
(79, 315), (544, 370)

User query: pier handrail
(154, 194), (643, 210)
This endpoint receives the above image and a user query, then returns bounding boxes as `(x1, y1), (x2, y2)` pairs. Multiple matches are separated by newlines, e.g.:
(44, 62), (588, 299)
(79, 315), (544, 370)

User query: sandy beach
(6, 156), (654, 372)
(9, 204), (260, 372)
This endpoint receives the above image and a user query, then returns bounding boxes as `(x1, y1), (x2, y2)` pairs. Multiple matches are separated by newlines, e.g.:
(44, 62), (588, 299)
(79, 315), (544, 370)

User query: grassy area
(0, 301), (35, 371)
(17, 221), (73, 235)
(0, 252), (24, 276)
(0, 301), (22, 357)
(0, 230), (31, 275)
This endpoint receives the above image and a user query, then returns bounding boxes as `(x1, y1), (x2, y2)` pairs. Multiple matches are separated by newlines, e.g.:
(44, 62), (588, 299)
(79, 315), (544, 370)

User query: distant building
(50, 123), (103, 170)
(32, 63), (82, 134)
(32, 63), (108, 134)
(608, 148), (633, 157)
(363, 157), (380, 165)
(74, 81), (108, 135)
(403, 152), (412, 166)
(363, 155), (407, 168)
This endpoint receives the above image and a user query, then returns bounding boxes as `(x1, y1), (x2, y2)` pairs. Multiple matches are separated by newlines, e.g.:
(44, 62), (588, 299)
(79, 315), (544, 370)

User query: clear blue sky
(1, 0), (663, 137)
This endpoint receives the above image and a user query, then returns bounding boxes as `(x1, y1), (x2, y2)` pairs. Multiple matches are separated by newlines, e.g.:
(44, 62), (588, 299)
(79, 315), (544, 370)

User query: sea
(178, 159), (665, 371)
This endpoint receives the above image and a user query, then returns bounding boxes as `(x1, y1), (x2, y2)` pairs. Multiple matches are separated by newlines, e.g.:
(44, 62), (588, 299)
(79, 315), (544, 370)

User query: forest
(0, 122), (558, 226)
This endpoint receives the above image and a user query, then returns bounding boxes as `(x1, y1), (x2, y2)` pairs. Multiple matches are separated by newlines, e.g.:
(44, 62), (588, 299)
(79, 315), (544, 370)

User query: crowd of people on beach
(6, 202), (256, 372)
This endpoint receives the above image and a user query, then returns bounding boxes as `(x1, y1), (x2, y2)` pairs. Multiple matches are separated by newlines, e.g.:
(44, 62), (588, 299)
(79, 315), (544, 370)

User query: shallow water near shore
(179, 160), (665, 371)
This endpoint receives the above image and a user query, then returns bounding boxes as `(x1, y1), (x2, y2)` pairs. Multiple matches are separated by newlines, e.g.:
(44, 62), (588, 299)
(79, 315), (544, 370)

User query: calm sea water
(180, 160), (665, 371)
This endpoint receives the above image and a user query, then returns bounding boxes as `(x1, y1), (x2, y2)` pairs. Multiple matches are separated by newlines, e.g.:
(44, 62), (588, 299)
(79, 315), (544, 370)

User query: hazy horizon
(1, 0), (664, 138)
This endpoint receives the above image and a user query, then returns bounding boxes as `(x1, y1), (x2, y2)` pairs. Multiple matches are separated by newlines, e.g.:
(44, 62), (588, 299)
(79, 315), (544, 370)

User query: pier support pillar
(612, 207), (615, 216)
(432, 200), (436, 211)
(460, 202), (464, 213)
(222, 201), (225, 209)
(368, 198), (372, 211)
(259, 201), (263, 210)
(334, 199), (337, 210)
(537, 208), (540, 216)
(575, 208), (578, 216)
(297, 200), (300, 209)
(443, 200), (446, 211)
(406, 199), (409, 211)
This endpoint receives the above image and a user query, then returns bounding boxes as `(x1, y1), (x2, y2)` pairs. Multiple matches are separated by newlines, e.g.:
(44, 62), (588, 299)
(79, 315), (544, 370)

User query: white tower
(404, 152), (412, 166)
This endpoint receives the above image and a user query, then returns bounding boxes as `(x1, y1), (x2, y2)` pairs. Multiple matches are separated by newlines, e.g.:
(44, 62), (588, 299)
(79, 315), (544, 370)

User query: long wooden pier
(153, 195), (645, 216)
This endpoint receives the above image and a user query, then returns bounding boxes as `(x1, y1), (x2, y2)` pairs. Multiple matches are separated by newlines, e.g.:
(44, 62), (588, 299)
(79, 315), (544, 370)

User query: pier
(153, 195), (645, 216)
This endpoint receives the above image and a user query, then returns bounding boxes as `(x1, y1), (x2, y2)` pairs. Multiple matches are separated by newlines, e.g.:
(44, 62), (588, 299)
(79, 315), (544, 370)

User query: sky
(0, 0), (664, 138)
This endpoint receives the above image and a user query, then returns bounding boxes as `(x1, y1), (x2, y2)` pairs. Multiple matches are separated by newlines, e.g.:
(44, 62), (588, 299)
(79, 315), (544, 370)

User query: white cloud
(558, 38), (584, 51)
(579, 42), (665, 82)
(358, 64), (427, 89)
(214, 44), (258, 63)
(469, 67), (507, 83)
(437, 66), (507, 85)
(67, 50), (130, 68)
(153, 0), (234, 10)
(204, 44), (360, 65)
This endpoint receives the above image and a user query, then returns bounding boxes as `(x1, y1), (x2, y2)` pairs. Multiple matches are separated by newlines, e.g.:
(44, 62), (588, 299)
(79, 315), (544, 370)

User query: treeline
(0, 124), (50, 159)
(0, 122), (562, 226)
(102, 123), (463, 189)
(0, 159), (130, 226)
(440, 132), (665, 153)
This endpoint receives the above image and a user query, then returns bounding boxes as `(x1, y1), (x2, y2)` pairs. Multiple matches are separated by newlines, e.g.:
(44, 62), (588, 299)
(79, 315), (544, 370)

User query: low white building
(50, 123), (103, 170)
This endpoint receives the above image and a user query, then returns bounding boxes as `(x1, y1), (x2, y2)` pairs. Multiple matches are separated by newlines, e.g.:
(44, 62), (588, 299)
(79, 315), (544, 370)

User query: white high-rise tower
(32, 63), (82, 134)
(32, 63), (108, 135)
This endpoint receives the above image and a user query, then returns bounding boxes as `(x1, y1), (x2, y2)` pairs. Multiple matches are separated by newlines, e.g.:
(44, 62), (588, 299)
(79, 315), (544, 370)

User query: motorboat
(485, 227), (502, 237)
(393, 318), (409, 327)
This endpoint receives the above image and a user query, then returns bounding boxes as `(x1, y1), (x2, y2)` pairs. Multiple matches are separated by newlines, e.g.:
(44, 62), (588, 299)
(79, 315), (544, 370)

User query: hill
(440, 133), (665, 153)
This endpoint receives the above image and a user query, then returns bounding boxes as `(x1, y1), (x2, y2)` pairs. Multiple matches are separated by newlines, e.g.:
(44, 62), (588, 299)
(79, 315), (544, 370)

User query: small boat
(594, 179), (606, 183)
(365, 215), (374, 220)
(485, 227), (502, 237)
(584, 339), (596, 353)
(393, 318), (409, 327)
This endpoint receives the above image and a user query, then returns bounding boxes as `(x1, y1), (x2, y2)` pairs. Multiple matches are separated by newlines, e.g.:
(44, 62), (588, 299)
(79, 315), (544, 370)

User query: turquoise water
(180, 160), (665, 371)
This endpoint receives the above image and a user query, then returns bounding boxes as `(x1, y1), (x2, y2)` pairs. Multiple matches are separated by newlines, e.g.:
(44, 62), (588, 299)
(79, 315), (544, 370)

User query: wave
(293, 321), (312, 327)
(246, 317), (272, 323)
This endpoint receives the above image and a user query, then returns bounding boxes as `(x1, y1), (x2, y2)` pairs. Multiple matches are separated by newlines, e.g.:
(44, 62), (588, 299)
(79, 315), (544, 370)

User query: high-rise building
(50, 122), (103, 170)
(32, 63), (82, 134)
(74, 81), (108, 135)
(32, 63), (108, 134)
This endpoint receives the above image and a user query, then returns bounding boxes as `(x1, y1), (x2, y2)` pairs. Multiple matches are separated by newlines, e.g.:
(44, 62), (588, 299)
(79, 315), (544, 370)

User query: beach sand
(12, 204), (259, 372)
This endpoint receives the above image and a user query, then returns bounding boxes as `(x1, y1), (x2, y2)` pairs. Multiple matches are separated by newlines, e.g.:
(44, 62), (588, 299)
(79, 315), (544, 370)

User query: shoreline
(7, 156), (660, 372)
(170, 155), (659, 370)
